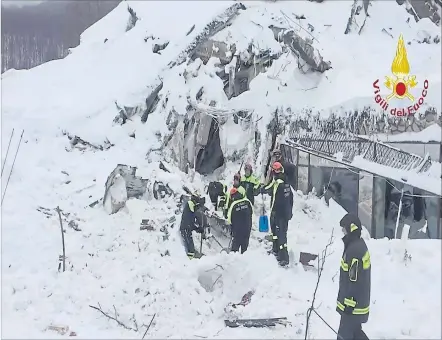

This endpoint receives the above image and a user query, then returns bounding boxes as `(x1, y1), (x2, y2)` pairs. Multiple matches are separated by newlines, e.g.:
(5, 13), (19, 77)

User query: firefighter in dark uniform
(240, 163), (261, 205)
(261, 162), (293, 266)
(226, 187), (253, 254)
(336, 213), (371, 340)
(180, 193), (205, 259)
(224, 173), (246, 218)
(272, 149), (296, 190)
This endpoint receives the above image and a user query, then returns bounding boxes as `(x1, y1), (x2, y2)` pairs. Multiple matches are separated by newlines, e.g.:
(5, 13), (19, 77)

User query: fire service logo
(373, 34), (429, 117)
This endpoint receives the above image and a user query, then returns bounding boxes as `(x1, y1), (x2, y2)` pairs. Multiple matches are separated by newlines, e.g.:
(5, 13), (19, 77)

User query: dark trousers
(180, 227), (195, 255)
(231, 225), (252, 254)
(337, 315), (369, 340)
(274, 217), (289, 264)
(270, 212), (278, 254)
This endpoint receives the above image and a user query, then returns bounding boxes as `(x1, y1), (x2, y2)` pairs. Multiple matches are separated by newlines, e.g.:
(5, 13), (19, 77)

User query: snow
(2, 178), (441, 339)
(373, 124), (442, 142)
(2, 0), (441, 339)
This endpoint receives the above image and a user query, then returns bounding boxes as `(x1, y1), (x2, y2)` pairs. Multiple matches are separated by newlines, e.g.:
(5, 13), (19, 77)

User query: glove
(343, 305), (354, 315)
(259, 185), (266, 195)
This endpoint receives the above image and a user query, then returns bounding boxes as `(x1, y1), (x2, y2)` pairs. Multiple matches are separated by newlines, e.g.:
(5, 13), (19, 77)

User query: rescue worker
(240, 163), (261, 205)
(226, 187), (253, 254)
(336, 213), (371, 340)
(179, 192), (205, 259)
(272, 149), (296, 190)
(207, 181), (228, 211)
(224, 173), (246, 218)
(261, 162), (293, 266)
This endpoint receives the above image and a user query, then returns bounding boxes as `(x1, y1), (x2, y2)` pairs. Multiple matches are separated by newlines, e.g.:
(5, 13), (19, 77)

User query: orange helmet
(230, 187), (238, 196)
(272, 161), (284, 173)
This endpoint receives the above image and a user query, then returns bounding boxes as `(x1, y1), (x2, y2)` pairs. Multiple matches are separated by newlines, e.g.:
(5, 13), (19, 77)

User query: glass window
(372, 176), (386, 238)
(310, 155), (347, 168)
(423, 193), (441, 239)
(299, 151), (309, 166)
(309, 164), (359, 216)
(297, 166), (309, 194)
(358, 172), (373, 235)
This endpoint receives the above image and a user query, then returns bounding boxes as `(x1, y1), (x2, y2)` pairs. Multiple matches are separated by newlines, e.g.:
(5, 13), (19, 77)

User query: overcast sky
(2, 1), (45, 7)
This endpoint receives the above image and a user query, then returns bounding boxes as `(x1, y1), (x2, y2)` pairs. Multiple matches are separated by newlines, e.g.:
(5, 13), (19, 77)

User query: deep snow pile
(1, 0), (441, 339)
(2, 163), (441, 339)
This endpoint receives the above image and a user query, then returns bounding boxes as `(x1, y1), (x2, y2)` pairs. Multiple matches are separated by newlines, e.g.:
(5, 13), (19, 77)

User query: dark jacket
(240, 174), (260, 205)
(263, 174), (293, 220)
(180, 200), (198, 231)
(337, 214), (371, 323)
(226, 193), (253, 229)
(208, 181), (227, 210)
(280, 160), (296, 190)
(224, 185), (246, 218)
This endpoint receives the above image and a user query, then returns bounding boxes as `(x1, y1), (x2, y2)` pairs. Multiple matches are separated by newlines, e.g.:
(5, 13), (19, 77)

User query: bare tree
(1, 0), (120, 73)
(304, 230), (343, 340)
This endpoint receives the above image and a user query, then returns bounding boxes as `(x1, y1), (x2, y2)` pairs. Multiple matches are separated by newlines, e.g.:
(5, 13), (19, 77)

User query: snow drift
(1, 1), (441, 339)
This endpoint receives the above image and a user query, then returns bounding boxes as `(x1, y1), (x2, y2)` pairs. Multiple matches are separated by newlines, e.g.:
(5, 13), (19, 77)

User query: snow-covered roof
(283, 131), (441, 196)
(2, 1), (441, 146)
(372, 124), (442, 143)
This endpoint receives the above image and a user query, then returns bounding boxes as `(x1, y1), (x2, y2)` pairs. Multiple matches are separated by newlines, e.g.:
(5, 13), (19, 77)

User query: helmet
(272, 161), (284, 173)
(339, 213), (361, 235)
(191, 191), (205, 205)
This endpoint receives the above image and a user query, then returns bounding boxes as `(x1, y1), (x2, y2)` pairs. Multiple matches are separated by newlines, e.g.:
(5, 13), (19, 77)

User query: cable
(1, 130), (24, 205)
(1, 128), (14, 176)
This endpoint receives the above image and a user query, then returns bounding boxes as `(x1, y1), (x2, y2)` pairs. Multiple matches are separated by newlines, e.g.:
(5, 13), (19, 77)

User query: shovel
(258, 194), (269, 233)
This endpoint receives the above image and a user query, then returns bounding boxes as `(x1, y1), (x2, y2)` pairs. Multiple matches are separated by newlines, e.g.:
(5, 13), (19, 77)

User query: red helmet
(230, 187), (238, 196)
(272, 161), (284, 173)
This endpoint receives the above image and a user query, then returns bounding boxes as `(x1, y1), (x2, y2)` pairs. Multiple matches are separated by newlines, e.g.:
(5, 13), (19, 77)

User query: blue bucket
(259, 215), (269, 233)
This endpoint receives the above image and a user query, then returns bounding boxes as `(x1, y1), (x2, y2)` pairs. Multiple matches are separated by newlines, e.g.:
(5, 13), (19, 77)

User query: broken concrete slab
(269, 25), (331, 73)
(63, 132), (114, 152)
(141, 82), (163, 123)
(103, 164), (149, 214)
(153, 41), (170, 54)
(168, 3), (246, 68)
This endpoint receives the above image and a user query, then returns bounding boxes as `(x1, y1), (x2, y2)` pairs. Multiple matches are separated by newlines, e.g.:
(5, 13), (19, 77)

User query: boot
(264, 234), (273, 242)
(194, 250), (204, 259)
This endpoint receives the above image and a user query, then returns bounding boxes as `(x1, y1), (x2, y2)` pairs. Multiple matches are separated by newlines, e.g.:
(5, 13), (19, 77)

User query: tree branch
(142, 313), (156, 339)
(89, 303), (135, 331)
(304, 229), (335, 340)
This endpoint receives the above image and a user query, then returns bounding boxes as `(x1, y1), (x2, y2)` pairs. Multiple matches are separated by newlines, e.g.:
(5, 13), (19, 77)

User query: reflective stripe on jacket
(224, 186), (246, 215)
(226, 196), (253, 225)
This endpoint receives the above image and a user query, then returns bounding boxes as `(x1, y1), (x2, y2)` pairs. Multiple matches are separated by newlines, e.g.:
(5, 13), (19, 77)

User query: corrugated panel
(287, 131), (432, 173)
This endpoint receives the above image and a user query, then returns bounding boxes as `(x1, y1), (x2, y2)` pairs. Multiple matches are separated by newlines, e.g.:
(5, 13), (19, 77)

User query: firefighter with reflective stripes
(224, 173), (246, 218)
(226, 187), (253, 254)
(179, 193), (205, 259)
(261, 162), (293, 266)
(240, 163), (261, 205)
(337, 213), (371, 340)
